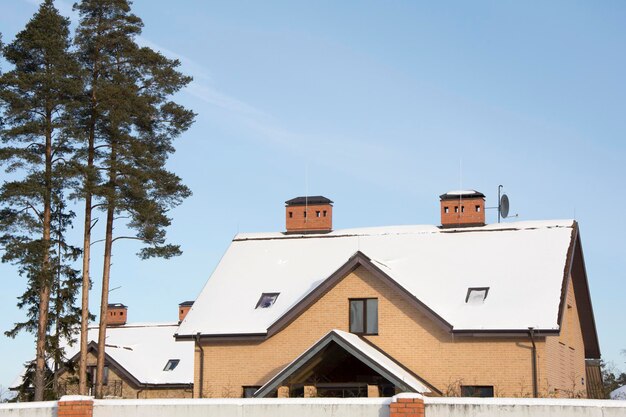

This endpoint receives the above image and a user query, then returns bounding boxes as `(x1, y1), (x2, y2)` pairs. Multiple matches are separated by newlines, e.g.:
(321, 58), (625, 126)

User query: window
(454, 206), (459, 213)
(444, 206), (449, 214)
(256, 292), (279, 309)
(323, 210), (327, 217)
(289, 211), (293, 218)
(303, 210), (307, 218)
(475, 205), (481, 212)
(349, 298), (378, 334)
(465, 287), (489, 304)
(461, 206), (465, 213)
(243, 386), (261, 398)
(163, 359), (180, 371)
(87, 366), (109, 385)
(316, 211), (321, 217)
(461, 385), (494, 397)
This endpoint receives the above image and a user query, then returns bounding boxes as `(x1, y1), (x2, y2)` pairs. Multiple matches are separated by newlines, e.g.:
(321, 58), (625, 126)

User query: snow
(611, 385), (626, 400)
(443, 190), (481, 196)
(72, 322), (193, 384)
(178, 220), (575, 336)
(333, 330), (429, 393)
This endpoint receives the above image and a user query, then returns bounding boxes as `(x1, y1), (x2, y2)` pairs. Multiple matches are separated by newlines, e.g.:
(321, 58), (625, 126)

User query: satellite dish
(500, 194), (510, 219)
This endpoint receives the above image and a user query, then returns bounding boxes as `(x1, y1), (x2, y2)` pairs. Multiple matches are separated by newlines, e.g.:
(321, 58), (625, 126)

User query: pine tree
(73, 0), (194, 398)
(0, 0), (81, 401)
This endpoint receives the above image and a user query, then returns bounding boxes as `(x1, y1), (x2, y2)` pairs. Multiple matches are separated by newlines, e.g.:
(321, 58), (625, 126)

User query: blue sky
(1, 0), (625, 393)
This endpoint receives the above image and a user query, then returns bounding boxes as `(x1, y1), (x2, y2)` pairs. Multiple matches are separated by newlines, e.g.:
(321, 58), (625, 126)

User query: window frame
(465, 287), (490, 303)
(460, 385), (494, 397)
(255, 292), (280, 309)
(163, 359), (180, 371)
(349, 298), (379, 335)
(242, 386), (261, 398)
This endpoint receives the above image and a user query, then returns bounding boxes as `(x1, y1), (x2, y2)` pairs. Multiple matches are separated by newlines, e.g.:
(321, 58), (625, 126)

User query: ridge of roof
(234, 219), (575, 241)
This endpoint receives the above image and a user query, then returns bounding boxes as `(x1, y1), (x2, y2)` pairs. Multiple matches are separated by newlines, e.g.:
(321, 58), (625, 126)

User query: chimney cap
(179, 301), (194, 307)
(439, 190), (485, 201)
(108, 303), (127, 308)
(285, 196), (333, 206)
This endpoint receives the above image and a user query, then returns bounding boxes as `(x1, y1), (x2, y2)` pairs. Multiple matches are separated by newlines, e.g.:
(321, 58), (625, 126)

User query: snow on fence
(0, 401), (56, 417)
(423, 396), (626, 417)
(1, 395), (626, 417)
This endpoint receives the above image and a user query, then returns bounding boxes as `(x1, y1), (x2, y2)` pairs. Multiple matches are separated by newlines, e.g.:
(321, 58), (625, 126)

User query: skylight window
(465, 287), (489, 305)
(256, 293), (279, 309)
(163, 359), (180, 371)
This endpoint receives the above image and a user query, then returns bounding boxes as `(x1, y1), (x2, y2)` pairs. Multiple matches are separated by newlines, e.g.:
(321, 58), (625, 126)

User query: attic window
(163, 359), (180, 371)
(465, 287), (489, 304)
(256, 293), (279, 309)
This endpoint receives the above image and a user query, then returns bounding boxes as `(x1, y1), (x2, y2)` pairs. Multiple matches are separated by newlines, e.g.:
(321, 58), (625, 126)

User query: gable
(253, 330), (434, 397)
(177, 220), (579, 338)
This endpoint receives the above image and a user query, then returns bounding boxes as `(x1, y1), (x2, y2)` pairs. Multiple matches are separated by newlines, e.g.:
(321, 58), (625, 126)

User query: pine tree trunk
(34, 109), (54, 401)
(79, 76), (98, 396)
(79, 192), (92, 395)
(94, 201), (113, 399)
(95, 138), (116, 399)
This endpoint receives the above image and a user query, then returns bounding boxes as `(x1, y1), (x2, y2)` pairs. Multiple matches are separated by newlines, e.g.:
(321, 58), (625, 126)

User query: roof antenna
(488, 185), (518, 222)
(459, 158), (463, 225)
(305, 163), (309, 224)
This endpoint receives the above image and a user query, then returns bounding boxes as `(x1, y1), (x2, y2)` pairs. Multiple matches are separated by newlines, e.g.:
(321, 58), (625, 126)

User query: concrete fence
(1, 394), (626, 417)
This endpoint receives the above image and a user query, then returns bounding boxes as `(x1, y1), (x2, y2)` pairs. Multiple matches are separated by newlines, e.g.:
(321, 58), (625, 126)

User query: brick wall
(195, 266), (555, 398)
(57, 397), (93, 417)
(391, 397), (425, 417)
(285, 203), (332, 232)
(440, 197), (485, 227)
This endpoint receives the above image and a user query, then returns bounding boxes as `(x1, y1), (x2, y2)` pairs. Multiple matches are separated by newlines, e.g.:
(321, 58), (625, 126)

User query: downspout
(528, 327), (538, 398)
(195, 333), (204, 398)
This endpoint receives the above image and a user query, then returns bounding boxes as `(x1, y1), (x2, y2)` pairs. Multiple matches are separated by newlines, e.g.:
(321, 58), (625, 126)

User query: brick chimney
(106, 303), (127, 326)
(440, 190), (486, 228)
(178, 301), (194, 323)
(285, 196), (333, 234)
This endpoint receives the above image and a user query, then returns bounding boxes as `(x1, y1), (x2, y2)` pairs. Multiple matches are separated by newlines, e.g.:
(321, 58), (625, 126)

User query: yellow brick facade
(543, 275), (586, 397)
(195, 266), (585, 398)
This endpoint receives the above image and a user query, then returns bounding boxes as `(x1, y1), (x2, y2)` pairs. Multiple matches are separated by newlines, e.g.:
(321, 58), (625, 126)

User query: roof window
(465, 287), (489, 304)
(163, 359), (180, 371)
(256, 292), (279, 309)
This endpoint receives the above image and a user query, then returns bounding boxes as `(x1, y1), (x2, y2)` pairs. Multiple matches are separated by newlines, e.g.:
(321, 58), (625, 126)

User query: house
(14, 303), (195, 399)
(175, 192), (602, 399)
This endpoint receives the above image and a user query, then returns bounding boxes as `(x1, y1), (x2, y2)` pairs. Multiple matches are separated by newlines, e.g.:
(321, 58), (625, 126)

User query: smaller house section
(13, 304), (194, 399)
(56, 321), (194, 398)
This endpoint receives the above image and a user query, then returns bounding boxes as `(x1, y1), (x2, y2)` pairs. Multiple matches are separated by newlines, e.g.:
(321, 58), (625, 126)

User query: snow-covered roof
(254, 329), (430, 397)
(177, 220), (576, 337)
(612, 385), (626, 400)
(69, 323), (193, 385)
